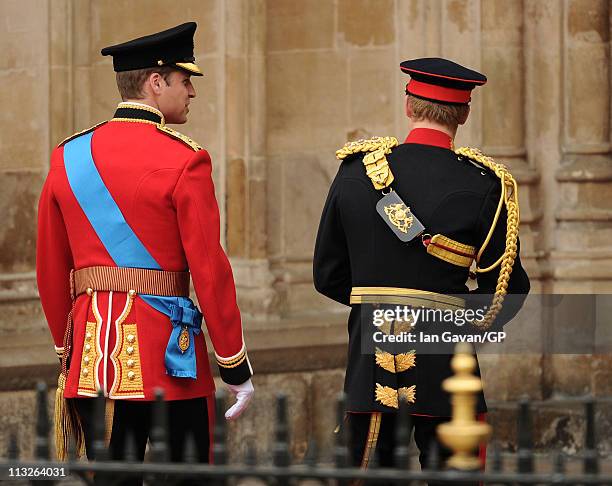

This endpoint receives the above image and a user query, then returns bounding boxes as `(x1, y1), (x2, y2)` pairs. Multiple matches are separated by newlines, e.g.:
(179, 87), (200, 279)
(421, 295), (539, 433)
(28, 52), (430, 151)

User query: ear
(458, 105), (470, 125)
(147, 72), (167, 96)
(405, 96), (414, 118)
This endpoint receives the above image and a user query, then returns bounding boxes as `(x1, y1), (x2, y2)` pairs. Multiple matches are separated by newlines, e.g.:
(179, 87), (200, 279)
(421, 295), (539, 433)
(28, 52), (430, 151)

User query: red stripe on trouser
(477, 412), (487, 486)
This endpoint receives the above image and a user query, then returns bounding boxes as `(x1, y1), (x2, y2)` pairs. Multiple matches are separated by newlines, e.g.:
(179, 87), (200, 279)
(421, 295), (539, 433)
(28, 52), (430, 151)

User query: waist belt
(350, 286), (465, 310)
(74, 266), (191, 297)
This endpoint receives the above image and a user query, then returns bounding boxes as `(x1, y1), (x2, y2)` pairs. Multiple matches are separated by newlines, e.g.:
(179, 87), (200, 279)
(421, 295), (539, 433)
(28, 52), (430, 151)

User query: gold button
(127, 359), (135, 368)
(126, 346), (134, 355)
(84, 344), (91, 352)
(83, 356), (90, 364)
(127, 371), (135, 380)
(82, 368), (88, 376)
(86, 288), (93, 296)
(128, 289), (136, 298)
(127, 334), (135, 343)
(86, 332), (92, 340)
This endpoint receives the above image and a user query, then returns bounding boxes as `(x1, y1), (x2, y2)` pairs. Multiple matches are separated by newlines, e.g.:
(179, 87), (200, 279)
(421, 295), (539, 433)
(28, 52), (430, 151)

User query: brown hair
(406, 94), (470, 128)
(115, 66), (177, 100)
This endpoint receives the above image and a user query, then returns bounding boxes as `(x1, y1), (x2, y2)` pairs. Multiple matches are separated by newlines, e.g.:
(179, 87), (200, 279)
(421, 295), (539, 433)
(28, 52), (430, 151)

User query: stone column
(225, 0), (276, 318)
(0, 0), (51, 335)
(554, 0), (612, 292)
(481, 0), (542, 288)
(477, 0), (545, 402)
(547, 0), (612, 400)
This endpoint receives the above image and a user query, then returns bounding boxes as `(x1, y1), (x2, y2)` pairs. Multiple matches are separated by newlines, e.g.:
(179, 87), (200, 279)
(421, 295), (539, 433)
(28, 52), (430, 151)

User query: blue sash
(63, 131), (202, 379)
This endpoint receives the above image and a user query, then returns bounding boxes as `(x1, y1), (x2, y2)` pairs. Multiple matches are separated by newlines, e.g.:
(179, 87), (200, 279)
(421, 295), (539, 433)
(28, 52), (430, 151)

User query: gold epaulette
(156, 125), (202, 151)
(455, 146), (520, 330)
(58, 121), (108, 147)
(336, 136), (398, 190)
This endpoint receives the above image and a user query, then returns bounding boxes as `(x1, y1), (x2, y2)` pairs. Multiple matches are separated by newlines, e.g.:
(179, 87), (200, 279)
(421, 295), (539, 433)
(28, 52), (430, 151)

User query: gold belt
(350, 286), (465, 310)
(73, 266), (190, 297)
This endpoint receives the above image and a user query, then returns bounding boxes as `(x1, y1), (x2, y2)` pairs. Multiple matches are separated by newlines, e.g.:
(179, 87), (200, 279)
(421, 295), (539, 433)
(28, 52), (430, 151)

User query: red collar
(404, 128), (453, 149)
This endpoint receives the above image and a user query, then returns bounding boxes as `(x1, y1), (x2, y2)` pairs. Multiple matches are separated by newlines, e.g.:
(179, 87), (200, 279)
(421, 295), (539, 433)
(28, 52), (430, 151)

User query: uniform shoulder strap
(58, 121), (108, 147)
(156, 125), (202, 151)
(336, 136), (399, 190)
(455, 146), (520, 330)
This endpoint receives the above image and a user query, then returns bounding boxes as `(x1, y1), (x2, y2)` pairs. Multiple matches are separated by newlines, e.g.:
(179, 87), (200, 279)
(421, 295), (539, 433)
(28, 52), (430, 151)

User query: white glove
(224, 378), (254, 421)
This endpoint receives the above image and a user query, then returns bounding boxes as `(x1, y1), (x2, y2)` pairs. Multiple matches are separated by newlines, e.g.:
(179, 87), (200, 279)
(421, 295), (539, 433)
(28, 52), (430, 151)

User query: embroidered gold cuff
(216, 348), (247, 369)
(426, 234), (476, 268)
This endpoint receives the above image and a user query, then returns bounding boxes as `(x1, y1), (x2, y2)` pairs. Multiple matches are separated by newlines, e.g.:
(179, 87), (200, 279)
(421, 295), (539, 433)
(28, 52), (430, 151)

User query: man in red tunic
(37, 22), (253, 475)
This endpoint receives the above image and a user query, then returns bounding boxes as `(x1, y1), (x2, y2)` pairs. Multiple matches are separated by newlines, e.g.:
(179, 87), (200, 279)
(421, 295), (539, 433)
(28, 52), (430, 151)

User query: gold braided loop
(336, 137), (399, 190)
(455, 147), (520, 330)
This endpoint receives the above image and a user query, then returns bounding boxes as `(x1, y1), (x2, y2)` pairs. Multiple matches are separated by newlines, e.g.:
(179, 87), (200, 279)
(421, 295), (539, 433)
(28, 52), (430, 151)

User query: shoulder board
(58, 121), (108, 147)
(336, 136), (398, 161)
(336, 136), (398, 190)
(455, 146), (513, 178)
(156, 125), (202, 151)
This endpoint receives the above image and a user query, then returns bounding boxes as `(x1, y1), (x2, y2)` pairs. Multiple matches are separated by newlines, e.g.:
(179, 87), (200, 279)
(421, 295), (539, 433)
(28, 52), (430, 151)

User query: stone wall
(1, 0), (611, 459)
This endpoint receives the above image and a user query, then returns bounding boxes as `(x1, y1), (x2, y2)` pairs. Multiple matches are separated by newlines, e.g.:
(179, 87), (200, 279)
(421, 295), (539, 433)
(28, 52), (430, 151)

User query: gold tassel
(54, 372), (86, 460)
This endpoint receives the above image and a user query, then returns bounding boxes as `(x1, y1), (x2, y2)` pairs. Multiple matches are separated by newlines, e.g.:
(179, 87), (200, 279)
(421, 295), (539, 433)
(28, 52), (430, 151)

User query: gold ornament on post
(437, 343), (491, 471)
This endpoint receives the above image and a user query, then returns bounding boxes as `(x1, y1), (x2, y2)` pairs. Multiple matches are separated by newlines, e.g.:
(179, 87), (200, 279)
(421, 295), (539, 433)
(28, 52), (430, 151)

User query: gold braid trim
(336, 136), (399, 190)
(455, 147), (520, 330)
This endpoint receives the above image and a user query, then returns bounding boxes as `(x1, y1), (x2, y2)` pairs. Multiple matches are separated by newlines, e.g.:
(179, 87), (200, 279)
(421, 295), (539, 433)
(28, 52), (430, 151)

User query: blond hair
(115, 66), (176, 100)
(407, 94), (470, 128)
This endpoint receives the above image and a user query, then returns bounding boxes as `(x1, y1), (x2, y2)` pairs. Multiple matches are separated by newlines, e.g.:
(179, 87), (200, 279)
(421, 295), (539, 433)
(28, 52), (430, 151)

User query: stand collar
(112, 102), (165, 125)
(404, 128), (453, 150)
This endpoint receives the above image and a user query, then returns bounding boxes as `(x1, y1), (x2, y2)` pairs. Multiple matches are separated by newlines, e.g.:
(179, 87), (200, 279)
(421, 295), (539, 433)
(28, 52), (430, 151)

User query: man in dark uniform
(313, 58), (530, 480)
(37, 23), (254, 482)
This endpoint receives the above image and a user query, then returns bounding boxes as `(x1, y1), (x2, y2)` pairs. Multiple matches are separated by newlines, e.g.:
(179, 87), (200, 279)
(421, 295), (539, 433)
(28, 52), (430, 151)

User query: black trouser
(348, 412), (469, 486)
(72, 397), (210, 486)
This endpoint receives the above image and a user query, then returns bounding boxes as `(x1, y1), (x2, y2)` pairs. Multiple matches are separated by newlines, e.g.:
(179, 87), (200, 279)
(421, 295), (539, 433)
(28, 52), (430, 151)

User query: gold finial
(437, 343), (491, 471)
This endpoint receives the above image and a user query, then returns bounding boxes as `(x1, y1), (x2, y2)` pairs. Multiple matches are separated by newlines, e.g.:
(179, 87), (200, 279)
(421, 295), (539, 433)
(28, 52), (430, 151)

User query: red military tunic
(37, 102), (252, 401)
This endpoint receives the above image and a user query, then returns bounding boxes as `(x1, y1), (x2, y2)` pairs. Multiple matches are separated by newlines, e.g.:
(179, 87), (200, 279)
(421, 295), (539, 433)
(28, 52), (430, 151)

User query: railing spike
(554, 451), (565, 475)
(150, 388), (169, 463)
(517, 397), (534, 473)
(272, 394), (291, 468)
(437, 343), (491, 471)
(333, 393), (348, 470)
(490, 441), (502, 473)
(245, 440), (257, 467)
(124, 430), (138, 462)
(426, 439), (440, 471)
(213, 391), (228, 466)
(183, 431), (198, 464)
(394, 403), (412, 469)
(7, 430), (18, 460)
(93, 390), (108, 461)
(35, 382), (50, 460)
(304, 439), (319, 468)
(584, 399), (599, 475)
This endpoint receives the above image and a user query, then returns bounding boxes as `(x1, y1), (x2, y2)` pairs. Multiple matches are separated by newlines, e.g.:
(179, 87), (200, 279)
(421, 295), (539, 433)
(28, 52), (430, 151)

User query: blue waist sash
(63, 131), (202, 379)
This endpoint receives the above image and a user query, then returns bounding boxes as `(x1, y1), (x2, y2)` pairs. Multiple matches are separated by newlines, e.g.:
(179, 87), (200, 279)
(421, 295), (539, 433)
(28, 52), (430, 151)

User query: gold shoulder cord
(455, 147), (520, 330)
(336, 136), (398, 190)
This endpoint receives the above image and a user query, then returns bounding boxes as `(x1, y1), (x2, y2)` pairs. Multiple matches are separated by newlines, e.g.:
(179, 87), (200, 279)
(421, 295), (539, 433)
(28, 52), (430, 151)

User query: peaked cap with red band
(400, 57), (486, 105)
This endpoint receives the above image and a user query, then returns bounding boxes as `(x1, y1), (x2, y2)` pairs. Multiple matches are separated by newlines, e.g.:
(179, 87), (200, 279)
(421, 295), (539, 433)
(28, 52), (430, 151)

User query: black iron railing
(1, 382), (612, 485)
